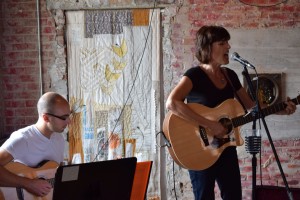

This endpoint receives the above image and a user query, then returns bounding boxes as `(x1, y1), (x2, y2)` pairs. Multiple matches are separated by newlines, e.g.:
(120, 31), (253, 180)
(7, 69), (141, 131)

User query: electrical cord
(173, 160), (178, 200)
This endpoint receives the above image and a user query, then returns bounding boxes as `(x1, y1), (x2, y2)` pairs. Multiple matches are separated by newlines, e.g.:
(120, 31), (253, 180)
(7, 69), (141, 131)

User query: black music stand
(53, 157), (137, 200)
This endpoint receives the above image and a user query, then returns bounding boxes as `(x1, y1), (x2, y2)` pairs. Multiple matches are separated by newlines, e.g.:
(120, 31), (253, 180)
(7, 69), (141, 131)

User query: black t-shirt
(184, 66), (242, 108)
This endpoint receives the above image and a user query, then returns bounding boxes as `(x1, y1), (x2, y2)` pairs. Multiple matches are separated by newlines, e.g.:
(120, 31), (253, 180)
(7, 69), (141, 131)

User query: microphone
(230, 52), (255, 69)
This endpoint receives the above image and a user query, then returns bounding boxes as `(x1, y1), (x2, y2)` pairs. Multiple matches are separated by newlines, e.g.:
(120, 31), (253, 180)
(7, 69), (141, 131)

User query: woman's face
(210, 40), (231, 66)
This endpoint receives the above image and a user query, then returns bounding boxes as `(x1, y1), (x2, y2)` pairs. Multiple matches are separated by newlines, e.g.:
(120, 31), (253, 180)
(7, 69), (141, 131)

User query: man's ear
(42, 114), (50, 122)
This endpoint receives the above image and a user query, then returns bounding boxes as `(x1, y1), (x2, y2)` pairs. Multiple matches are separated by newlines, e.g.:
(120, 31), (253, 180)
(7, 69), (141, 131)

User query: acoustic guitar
(163, 96), (299, 170)
(0, 161), (58, 200)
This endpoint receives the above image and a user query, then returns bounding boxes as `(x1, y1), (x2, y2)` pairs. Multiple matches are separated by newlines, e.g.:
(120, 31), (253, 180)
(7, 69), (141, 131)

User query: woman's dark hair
(195, 25), (230, 64)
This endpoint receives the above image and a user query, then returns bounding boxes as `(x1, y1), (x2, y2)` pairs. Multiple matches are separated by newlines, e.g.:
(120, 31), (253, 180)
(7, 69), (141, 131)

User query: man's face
(46, 103), (71, 133)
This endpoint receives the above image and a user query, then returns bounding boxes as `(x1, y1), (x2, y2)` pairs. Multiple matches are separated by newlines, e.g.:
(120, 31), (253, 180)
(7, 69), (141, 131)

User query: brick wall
(238, 139), (300, 199)
(0, 0), (57, 136)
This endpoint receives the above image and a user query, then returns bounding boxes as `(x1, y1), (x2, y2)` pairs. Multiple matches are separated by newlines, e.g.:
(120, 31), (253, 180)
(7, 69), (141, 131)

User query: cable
(156, 131), (171, 148)
(172, 160), (178, 200)
(135, 126), (145, 153)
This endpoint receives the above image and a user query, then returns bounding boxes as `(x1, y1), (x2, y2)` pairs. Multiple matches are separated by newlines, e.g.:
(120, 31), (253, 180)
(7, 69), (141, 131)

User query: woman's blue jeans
(188, 147), (242, 200)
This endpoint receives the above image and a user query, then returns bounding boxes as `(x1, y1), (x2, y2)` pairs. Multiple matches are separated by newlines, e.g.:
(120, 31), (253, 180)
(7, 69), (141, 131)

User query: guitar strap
(16, 187), (24, 200)
(222, 68), (248, 114)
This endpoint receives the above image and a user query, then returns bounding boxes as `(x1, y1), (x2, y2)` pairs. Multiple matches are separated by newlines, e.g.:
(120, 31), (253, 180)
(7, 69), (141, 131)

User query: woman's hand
(282, 97), (297, 115)
(207, 121), (228, 138)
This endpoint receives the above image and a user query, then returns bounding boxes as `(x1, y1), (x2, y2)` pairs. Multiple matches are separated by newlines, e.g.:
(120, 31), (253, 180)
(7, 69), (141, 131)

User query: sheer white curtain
(66, 9), (162, 198)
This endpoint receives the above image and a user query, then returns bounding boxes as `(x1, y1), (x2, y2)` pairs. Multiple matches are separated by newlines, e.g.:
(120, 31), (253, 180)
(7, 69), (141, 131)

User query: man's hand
(23, 178), (52, 197)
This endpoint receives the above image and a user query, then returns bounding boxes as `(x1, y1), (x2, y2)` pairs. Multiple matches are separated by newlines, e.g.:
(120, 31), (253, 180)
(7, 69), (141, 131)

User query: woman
(165, 25), (296, 200)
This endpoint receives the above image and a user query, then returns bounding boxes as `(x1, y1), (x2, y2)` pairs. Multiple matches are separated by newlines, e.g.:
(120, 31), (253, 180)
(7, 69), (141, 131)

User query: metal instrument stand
(242, 65), (294, 200)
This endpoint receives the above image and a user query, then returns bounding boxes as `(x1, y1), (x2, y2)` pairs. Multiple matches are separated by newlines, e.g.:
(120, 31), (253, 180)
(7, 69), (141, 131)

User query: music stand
(53, 157), (137, 200)
(130, 161), (153, 200)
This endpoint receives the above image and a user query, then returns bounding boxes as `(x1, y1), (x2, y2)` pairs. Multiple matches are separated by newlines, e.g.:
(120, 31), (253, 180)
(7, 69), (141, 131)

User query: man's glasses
(45, 113), (72, 121)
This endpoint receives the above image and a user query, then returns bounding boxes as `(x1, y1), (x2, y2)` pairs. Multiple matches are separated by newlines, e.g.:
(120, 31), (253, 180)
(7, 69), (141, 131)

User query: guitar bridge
(199, 126), (209, 146)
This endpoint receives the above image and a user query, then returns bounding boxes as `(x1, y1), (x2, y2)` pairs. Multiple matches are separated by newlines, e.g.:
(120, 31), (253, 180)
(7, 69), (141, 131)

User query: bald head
(37, 92), (69, 116)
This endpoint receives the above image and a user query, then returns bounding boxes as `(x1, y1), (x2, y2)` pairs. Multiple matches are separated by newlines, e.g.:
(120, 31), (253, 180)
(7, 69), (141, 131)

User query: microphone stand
(243, 67), (260, 200)
(241, 65), (294, 200)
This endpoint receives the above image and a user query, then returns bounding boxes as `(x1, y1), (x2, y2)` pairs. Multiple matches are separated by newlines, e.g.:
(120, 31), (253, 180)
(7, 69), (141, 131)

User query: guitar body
(0, 161), (58, 200)
(163, 99), (246, 170)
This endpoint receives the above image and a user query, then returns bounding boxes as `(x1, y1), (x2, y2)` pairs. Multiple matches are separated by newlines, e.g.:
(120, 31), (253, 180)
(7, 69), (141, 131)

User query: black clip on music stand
(242, 65), (294, 200)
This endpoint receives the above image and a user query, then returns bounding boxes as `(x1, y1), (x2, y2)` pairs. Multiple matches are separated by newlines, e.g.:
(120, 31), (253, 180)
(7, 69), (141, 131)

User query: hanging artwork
(65, 8), (161, 197)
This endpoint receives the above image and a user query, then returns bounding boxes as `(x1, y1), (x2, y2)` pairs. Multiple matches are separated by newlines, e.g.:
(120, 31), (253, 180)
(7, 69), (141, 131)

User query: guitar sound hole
(219, 117), (233, 134)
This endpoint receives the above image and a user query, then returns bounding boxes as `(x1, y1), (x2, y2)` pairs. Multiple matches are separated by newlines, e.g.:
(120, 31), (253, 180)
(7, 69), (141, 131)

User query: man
(0, 92), (71, 197)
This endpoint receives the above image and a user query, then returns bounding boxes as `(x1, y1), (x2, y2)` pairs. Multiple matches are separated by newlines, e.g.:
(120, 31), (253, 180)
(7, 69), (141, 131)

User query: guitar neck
(232, 96), (299, 128)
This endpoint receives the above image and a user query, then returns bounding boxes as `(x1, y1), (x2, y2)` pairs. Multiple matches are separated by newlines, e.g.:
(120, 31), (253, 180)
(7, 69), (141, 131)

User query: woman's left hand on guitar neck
(277, 97), (297, 115)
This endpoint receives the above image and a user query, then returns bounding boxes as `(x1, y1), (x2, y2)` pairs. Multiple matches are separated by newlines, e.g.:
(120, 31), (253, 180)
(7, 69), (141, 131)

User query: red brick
(26, 82), (40, 90)
(4, 82), (24, 90)
(25, 116), (37, 124)
(5, 126), (16, 134)
(15, 108), (37, 116)
(4, 109), (14, 117)
(281, 5), (296, 12)
(13, 43), (37, 51)
(5, 117), (26, 126)
(25, 99), (37, 107)
(23, 51), (38, 58)
(5, 100), (25, 107)
(43, 27), (56, 34)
